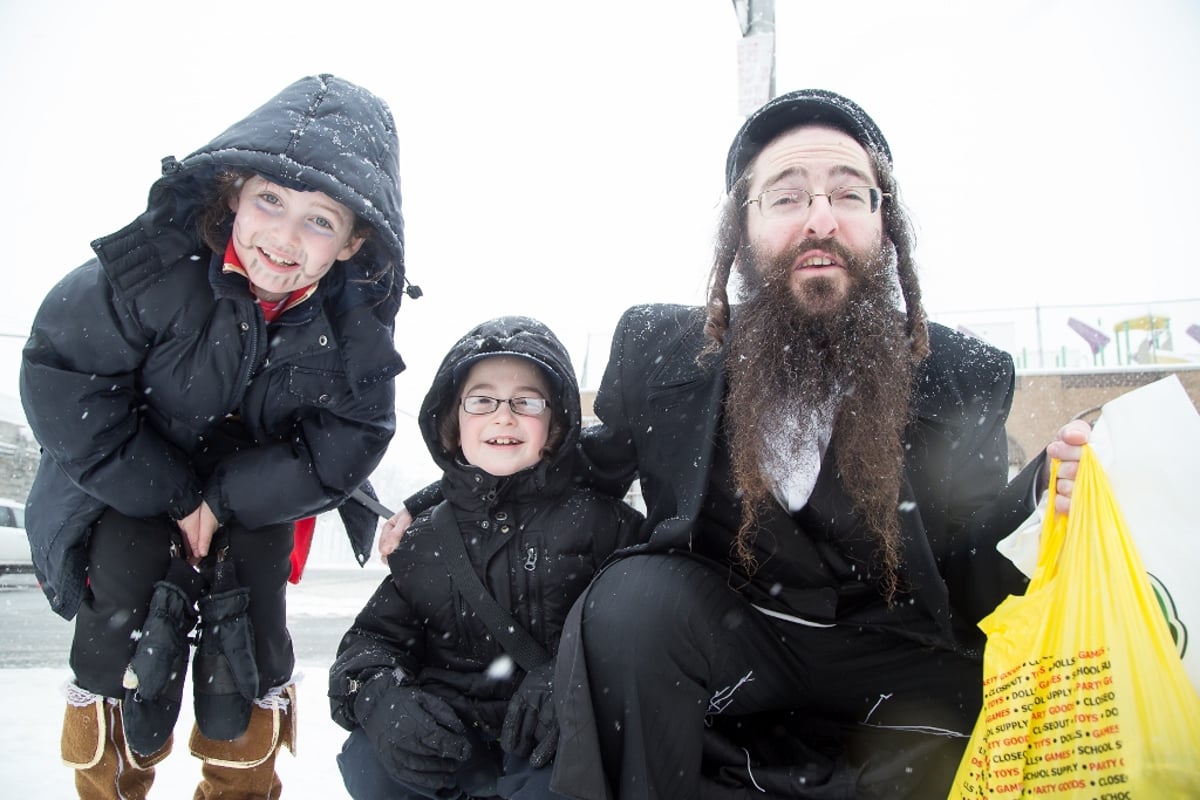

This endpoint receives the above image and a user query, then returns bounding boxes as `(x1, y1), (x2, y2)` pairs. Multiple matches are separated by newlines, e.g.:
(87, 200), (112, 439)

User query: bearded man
(547, 90), (1090, 799)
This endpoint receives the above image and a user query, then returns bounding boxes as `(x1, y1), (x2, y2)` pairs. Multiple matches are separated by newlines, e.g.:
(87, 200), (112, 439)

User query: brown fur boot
(190, 684), (297, 800)
(62, 691), (172, 800)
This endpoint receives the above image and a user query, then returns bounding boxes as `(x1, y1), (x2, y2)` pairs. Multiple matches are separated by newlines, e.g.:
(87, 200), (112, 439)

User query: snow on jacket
(20, 75), (407, 619)
(329, 316), (644, 738)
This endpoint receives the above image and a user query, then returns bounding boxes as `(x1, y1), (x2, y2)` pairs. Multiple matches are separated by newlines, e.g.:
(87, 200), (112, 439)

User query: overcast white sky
(2, 0), (1198, 491)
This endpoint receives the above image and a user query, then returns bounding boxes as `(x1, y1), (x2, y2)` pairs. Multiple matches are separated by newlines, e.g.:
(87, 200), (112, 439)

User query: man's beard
(724, 237), (915, 601)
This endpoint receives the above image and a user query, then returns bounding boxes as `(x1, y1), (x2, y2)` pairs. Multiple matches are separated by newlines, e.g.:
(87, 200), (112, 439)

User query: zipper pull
(523, 547), (537, 572)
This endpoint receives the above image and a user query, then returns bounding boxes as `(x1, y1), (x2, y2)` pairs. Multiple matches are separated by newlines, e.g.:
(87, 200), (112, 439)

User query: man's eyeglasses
(461, 395), (549, 417)
(744, 186), (890, 220)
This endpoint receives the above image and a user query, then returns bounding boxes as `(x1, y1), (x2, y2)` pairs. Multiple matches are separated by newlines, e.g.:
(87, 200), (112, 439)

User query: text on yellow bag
(950, 446), (1200, 799)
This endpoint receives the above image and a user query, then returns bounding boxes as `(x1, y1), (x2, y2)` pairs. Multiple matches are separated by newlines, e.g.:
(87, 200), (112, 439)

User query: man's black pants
(565, 554), (982, 799)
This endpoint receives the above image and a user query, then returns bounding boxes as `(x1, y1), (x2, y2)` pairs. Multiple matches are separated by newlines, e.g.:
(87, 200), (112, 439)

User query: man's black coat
(578, 303), (1044, 645)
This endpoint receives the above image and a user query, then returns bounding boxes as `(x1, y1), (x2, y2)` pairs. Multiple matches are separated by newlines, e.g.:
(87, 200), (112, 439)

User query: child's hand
(177, 501), (219, 565)
(378, 507), (413, 563)
(501, 661), (558, 767)
(354, 676), (472, 789)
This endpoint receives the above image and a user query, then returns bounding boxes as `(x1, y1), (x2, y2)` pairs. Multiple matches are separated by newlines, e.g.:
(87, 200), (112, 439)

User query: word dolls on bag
(950, 446), (1200, 799)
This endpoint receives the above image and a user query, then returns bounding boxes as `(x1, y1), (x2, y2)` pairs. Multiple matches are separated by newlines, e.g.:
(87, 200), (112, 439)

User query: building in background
(0, 395), (37, 503)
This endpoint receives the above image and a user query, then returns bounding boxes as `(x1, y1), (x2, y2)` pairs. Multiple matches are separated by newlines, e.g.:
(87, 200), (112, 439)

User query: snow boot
(62, 687), (171, 800)
(190, 684), (297, 800)
(193, 544), (259, 740)
(122, 554), (204, 757)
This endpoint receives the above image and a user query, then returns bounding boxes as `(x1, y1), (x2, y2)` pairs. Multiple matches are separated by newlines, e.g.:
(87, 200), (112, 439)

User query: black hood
(420, 317), (580, 483)
(141, 74), (406, 321)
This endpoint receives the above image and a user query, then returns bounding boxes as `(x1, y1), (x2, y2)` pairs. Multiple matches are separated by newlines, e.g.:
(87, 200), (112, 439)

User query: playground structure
(1068, 314), (1198, 367)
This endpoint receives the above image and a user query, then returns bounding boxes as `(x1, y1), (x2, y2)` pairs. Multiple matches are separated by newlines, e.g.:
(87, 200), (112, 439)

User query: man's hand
(176, 501), (220, 565)
(378, 507), (414, 563)
(1042, 419), (1092, 515)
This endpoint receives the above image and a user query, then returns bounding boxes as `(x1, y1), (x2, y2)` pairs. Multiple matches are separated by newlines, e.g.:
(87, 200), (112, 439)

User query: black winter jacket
(20, 75), (407, 618)
(329, 317), (643, 738)
(578, 304), (1043, 648)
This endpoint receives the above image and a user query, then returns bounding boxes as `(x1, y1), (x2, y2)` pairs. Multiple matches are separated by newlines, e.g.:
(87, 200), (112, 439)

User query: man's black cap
(725, 89), (892, 192)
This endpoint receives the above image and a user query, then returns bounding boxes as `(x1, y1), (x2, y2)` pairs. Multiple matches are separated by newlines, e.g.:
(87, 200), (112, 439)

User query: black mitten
(500, 661), (558, 768)
(354, 673), (473, 790)
(122, 557), (204, 756)
(193, 585), (259, 740)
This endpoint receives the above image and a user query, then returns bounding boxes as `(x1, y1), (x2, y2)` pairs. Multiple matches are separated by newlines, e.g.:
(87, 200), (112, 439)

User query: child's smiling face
(457, 356), (552, 477)
(228, 176), (363, 302)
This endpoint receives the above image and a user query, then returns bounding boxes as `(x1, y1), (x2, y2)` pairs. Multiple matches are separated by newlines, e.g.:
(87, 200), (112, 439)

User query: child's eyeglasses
(461, 395), (549, 417)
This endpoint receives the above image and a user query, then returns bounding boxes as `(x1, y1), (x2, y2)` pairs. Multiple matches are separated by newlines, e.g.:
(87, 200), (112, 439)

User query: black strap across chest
(430, 503), (550, 671)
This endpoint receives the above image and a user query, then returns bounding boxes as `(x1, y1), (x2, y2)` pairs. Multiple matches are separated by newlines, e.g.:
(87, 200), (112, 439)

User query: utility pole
(731, 0), (776, 115)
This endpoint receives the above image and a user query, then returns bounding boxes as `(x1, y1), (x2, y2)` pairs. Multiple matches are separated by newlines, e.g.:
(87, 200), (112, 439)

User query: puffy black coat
(329, 317), (643, 738)
(20, 75), (408, 619)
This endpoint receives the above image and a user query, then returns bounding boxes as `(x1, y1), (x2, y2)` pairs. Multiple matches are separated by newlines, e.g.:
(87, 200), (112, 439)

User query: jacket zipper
(522, 540), (543, 644)
(235, 313), (261, 400)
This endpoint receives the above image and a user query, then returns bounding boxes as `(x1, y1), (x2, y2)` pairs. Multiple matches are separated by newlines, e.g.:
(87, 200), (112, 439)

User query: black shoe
(122, 558), (203, 756)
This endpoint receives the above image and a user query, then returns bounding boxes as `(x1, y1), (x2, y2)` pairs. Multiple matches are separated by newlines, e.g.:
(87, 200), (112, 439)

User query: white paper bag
(1084, 374), (1200, 691)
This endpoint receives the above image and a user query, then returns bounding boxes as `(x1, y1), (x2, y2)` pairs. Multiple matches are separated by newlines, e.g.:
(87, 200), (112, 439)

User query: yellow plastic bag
(950, 446), (1200, 799)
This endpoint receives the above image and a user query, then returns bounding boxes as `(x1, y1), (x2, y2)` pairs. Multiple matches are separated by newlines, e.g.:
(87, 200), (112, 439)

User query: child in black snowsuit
(329, 316), (643, 799)
(20, 74), (410, 798)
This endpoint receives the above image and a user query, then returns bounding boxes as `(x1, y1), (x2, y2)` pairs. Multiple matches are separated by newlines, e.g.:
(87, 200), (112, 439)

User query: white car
(0, 498), (32, 574)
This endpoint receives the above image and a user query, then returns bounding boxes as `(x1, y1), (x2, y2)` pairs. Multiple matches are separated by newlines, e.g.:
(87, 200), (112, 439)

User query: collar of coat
(220, 239), (316, 321)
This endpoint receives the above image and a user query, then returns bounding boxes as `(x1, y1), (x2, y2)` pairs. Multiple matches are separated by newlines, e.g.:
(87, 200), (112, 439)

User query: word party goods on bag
(950, 446), (1200, 799)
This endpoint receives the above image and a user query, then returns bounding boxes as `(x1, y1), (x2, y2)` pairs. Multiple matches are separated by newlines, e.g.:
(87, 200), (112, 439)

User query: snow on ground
(1, 564), (390, 797)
